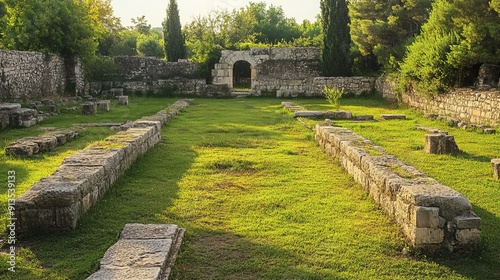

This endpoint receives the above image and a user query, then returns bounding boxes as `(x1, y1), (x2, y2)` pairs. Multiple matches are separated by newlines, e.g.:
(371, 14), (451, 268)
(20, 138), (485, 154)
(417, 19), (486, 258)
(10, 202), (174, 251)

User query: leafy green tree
(163, 0), (186, 62)
(349, 0), (433, 72)
(321, 0), (352, 76)
(132, 16), (151, 35)
(109, 29), (139, 56)
(137, 31), (165, 58)
(83, 0), (122, 56)
(1, 0), (97, 60)
(398, 0), (500, 95)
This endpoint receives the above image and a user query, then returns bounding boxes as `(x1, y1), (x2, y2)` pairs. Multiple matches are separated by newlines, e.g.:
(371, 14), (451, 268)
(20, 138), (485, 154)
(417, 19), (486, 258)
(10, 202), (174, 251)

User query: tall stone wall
(0, 50), (84, 101)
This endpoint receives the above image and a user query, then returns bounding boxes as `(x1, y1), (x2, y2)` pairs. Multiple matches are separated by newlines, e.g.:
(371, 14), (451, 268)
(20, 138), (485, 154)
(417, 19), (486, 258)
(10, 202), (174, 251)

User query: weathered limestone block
(5, 141), (39, 156)
(0, 112), (9, 129)
(314, 124), (480, 253)
(0, 103), (21, 110)
(353, 115), (374, 121)
(15, 100), (191, 233)
(380, 114), (407, 120)
(416, 125), (447, 134)
(118, 95), (129, 106)
(8, 108), (38, 127)
(97, 100), (111, 112)
(491, 159), (500, 180)
(82, 102), (97, 115)
(86, 224), (185, 280)
(424, 133), (459, 154)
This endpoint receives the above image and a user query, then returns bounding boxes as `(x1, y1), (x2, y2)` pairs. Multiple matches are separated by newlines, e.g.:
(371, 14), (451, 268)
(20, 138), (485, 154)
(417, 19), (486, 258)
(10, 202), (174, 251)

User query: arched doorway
(232, 61), (252, 91)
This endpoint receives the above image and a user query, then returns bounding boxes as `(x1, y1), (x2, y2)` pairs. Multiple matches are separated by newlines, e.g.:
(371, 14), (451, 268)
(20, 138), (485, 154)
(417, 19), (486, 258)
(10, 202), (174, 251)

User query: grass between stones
(0, 97), (498, 279)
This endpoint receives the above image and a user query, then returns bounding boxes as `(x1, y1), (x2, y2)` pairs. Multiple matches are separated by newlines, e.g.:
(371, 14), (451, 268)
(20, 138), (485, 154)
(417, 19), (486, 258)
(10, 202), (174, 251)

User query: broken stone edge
(15, 100), (193, 233)
(315, 124), (480, 254)
(86, 224), (185, 280)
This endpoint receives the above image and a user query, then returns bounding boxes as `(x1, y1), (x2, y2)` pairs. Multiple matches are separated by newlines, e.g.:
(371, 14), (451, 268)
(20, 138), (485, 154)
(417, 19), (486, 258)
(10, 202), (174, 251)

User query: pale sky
(111, 0), (320, 27)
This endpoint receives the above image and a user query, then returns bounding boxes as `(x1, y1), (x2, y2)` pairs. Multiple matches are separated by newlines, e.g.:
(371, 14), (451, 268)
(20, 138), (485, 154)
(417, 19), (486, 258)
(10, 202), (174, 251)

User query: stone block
(5, 141), (39, 156)
(353, 115), (374, 121)
(97, 100), (111, 112)
(454, 213), (481, 229)
(86, 267), (162, 280)
(118, 96), (129, 106)
(0, 112), (9, 129)
(82, 102), (97, 115)
(413, 228), (445, 245)
(455, 228), (481, 245)
(492, 159), (500, 180)
(412, 206), (440, 228)
(120, 223), (180, 240)
(0, 103), (22, 110)
(380, 114), (407, 120)
(424, 133), (459, 154)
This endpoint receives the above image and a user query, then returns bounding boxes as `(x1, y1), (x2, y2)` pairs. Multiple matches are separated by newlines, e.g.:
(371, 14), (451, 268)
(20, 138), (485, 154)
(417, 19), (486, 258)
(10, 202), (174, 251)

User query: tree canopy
(398, 0), (500, 95)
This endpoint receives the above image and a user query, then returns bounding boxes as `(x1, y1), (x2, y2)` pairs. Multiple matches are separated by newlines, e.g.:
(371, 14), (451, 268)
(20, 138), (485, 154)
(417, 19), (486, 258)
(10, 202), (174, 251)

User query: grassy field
(0, 96), (498, 279)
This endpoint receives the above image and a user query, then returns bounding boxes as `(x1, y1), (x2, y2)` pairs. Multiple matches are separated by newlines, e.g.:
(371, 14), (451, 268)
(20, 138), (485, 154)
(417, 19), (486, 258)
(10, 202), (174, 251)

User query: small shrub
(323, 86), (344, 111)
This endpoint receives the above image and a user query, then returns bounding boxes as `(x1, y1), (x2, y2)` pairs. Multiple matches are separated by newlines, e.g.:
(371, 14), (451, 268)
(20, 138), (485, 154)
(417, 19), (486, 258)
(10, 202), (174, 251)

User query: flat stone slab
(416, 125), (447, 134)
(0, 103), (22, 111)
(87, 224), (185, 280)
(294, 111), (352, 120)
(353, 115), (374, 121)
(380, 114), (407, 120)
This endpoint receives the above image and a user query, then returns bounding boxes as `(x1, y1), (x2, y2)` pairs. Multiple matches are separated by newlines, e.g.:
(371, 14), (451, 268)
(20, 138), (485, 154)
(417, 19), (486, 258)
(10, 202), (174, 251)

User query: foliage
(137, 30), (164, 58)
(323, 85), (344, 110)
(397, 0), (500, 96)
(131, 15), (151, 35)
(85, 55), (123, 81)
(349, 0), (433, 72)
(321, 0), (352, 77)
(1, 0), (97, 61)
(82, 0), (122, 56)
(108, 29), (139, 56)
(163, 0), (186, 62)
(183, 1), (320, 76)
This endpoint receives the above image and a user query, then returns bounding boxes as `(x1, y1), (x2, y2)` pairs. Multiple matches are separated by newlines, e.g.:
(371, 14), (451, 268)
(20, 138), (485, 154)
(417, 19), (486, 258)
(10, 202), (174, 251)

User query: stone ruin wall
(0, 50), (84, 102)
(15, 100), (191, 233)
(376, 76), (500, 127)
(113, 56), (197, 80)
(213, 47), (375, 97)
(315, 125), (481, 252)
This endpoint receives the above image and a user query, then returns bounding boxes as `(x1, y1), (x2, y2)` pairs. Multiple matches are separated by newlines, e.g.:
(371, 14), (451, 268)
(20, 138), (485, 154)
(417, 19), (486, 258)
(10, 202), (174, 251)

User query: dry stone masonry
(15, 100), (192, 232)
(0, 102), (46, 129)
(213, 48), (375, 97)
(0, 50), (84, 101)
(87, 224), (185, 280)
(5, 130), (78, 156)
(315, 124), (480, 253)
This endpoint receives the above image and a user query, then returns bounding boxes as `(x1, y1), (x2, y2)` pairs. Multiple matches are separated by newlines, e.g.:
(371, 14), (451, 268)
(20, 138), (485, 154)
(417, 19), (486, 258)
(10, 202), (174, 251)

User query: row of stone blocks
(87, 224), (185, 280)
(1, 103), (41, 129)
(15, 100), (192, 233)
(281, 102), (374, 121)
(315, 124), (480, 253)
(5, 130), (78, 156)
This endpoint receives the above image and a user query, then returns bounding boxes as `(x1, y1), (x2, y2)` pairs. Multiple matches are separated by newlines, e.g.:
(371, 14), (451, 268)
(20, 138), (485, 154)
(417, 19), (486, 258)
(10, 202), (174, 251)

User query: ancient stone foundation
(15, 100), (192, 233)
(87, 224), (185, 280)
(5, 130), (78, 156)
(315, 124), (480, 253)
(424, 133), (460, 154)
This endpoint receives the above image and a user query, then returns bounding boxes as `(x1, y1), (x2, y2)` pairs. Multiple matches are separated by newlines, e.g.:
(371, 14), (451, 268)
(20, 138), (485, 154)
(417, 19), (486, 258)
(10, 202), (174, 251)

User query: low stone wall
(402, 88), (500, 126)
(15, 100), (192, 232)
(315, 124), (480, 252)
(275, 76), (376, 98)
(5, 130), (78, 156)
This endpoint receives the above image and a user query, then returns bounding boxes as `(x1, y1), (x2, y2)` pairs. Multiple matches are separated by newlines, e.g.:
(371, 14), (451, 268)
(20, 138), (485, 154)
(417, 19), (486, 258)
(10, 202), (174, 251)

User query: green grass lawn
(0, 96), (498, 279)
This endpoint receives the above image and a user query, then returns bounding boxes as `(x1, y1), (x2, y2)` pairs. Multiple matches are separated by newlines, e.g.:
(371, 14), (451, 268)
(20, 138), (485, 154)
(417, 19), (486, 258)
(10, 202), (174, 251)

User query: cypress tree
(320, 0), (352, 76)
(163, 0), (186, 62)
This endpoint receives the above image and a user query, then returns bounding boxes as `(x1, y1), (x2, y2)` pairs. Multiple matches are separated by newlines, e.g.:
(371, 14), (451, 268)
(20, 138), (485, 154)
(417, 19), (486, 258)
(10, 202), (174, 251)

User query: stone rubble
(5, 130), (78, 156)
(315, 124), (480, 253)
(15, 100), (192, 233)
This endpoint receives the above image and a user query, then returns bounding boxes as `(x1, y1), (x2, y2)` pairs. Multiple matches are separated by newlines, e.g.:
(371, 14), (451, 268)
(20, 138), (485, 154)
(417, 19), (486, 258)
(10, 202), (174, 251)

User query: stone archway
(233, 61), (252, 90)
(212, 50), (259, 91)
